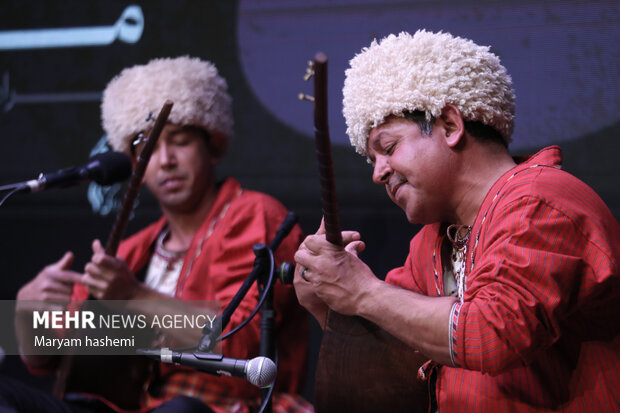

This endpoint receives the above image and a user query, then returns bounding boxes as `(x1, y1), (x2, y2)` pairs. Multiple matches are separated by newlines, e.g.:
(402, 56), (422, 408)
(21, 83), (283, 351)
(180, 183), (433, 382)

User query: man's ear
(439, 104), (465, 148)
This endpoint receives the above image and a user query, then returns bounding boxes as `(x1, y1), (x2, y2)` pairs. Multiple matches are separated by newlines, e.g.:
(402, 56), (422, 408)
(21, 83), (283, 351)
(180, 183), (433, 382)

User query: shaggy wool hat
(102, 56), (233, 156)
(342, 30), (515, 156)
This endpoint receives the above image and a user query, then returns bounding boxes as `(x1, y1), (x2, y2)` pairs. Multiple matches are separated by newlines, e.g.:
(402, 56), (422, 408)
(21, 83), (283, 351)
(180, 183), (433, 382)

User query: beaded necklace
(432, 163), (543, 301)
(446, 224), (471, 299)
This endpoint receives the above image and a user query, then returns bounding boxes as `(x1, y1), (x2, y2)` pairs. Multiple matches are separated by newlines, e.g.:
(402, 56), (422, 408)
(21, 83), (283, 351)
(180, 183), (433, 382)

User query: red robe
(387, 147), (620, 412)
(71, 177), (310, 412)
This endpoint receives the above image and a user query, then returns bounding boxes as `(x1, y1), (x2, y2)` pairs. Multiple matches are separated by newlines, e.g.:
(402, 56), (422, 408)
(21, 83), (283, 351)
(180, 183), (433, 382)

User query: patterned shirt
(386, 146), (620, 412)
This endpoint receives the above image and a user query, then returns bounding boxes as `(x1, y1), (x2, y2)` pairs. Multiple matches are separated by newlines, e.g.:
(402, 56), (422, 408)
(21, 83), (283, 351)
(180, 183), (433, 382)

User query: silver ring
(301, 267), (309, 282)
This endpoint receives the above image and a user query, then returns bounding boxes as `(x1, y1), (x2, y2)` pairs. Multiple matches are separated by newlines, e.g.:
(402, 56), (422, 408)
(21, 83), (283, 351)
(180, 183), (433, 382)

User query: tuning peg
(303, 60), (315, 81)
(298, 93), (315, 102)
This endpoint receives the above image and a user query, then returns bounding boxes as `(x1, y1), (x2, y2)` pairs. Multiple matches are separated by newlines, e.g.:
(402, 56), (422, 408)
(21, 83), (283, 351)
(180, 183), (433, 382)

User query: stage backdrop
(1, 0), (618, 402)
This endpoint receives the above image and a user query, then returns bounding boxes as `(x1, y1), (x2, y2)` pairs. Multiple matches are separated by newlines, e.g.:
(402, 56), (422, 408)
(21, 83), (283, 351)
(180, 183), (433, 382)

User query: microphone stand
(196, 243), (271, 352)
(195, 212), (298, 412)
(258, 257), (276, 413)
(198, 212), (298, 352)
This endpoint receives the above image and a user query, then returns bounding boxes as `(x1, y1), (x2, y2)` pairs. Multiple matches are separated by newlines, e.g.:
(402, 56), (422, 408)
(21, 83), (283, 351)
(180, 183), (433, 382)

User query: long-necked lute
(305, 54), (429, 412)
(53, 100), (173, 411)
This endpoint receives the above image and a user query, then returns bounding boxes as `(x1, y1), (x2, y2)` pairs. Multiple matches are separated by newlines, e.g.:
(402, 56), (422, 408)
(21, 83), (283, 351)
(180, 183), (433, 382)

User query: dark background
(1, 0), (618, 403)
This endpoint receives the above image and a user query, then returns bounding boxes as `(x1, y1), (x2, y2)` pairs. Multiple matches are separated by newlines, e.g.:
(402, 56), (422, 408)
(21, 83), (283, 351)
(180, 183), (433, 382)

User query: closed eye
(170, 135), (192, 146)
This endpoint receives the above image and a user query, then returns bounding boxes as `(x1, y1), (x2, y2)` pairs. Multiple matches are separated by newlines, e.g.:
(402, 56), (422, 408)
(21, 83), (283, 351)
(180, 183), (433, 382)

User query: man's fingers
(294, 249), (310, 269)
(345, 240), (366, 257)
(90, 239), (109, 266)
(316, 217), (326, 235)
(80, 273), (107, 292)
(92, 239), (105, 255)
(45, 271), (83, 295)
(304, 233), (344, 253)
(48, 251), (74, 271)
(40, 269), (82, 293)
(342, 231), (361, 244)
(84, 262), (106, 280)
(54, 270), (84, 286)
(38, 293), (72, 306)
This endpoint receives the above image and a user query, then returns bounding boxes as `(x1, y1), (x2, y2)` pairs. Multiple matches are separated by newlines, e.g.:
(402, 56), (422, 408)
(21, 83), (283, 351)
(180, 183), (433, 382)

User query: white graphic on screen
(0, 5), (143, 50)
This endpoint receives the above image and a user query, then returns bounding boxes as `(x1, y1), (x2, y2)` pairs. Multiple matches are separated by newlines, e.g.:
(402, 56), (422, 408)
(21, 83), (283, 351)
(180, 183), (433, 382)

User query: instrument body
(315, 312), (429, 412)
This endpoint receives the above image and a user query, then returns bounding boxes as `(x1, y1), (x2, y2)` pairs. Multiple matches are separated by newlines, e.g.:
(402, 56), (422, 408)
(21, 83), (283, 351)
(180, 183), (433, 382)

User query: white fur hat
(102, 56), (233, 156)
(342, 30), (515, 155)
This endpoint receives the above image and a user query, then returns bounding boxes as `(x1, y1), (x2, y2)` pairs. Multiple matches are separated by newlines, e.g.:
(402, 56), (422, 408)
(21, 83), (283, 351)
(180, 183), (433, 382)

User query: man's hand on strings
(16, 251), (82, 311)
(82, 239), (141, 300)
(14, 252), (81, 367)
(294, 218), (379, 319)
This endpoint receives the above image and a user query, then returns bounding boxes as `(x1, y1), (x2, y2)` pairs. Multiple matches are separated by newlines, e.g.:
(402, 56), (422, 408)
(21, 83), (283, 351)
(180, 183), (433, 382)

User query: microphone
(269, 211), (298, 251)
(11, 152), (132, 193)
(137, 348), (277, 388)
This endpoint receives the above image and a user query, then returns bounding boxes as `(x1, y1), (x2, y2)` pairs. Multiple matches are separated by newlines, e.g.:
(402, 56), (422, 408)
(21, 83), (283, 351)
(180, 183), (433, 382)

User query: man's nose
(372, 156), (392, 184)
(155, 142), (176, 167)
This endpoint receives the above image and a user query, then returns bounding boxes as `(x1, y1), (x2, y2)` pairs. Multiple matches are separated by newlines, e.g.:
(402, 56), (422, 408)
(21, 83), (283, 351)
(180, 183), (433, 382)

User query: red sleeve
(385, 253), (423, 293)
(385, 225), (439, 295)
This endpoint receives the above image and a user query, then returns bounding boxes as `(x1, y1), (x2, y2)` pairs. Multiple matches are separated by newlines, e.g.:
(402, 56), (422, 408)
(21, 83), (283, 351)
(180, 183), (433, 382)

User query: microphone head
(246, 356), (277, 388)
(86, 152), (132, 185)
